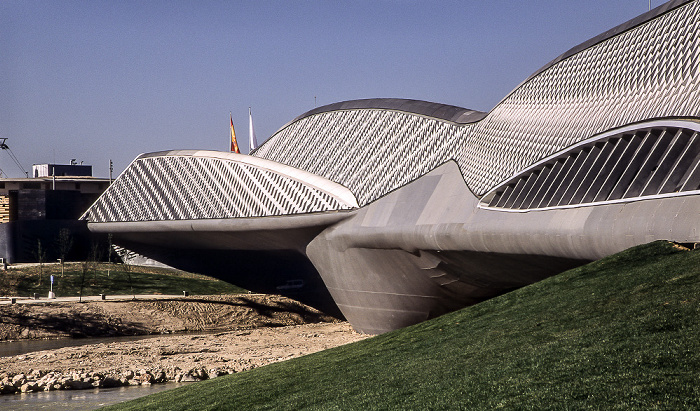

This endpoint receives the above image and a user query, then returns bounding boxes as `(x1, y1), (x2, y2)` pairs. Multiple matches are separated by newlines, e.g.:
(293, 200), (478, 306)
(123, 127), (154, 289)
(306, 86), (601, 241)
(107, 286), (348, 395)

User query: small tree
(55, 228), (73, 277)
(107, 233), (113, 264)
(106, 233), (114, 277)
(33, 239), (46, 286)
(79, 258), (89, 303)
(115, 246), (135, 299)
(80, 240), (102, 302)
(89, 240), (104, 285)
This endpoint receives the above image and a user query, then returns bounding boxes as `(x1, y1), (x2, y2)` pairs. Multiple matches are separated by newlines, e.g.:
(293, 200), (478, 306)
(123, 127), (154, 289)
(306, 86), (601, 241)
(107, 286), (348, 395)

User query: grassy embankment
(0, 263), (245, 297)
(105, 241), (700, 410)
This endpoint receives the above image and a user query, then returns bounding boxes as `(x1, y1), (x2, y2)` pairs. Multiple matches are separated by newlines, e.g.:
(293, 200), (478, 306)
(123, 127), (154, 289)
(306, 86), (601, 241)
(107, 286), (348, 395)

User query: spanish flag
(230, 113), (240, 153)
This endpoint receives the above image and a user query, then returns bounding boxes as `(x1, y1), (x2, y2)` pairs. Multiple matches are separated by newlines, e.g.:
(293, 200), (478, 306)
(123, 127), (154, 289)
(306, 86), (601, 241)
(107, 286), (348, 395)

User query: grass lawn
(103, 241), (700, 410)
(0, 263), (246, 297)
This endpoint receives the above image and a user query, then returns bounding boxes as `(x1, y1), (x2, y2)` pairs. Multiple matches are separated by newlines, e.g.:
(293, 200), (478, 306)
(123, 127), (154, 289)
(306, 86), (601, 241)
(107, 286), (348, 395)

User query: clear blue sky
(1, 0), (662, 178)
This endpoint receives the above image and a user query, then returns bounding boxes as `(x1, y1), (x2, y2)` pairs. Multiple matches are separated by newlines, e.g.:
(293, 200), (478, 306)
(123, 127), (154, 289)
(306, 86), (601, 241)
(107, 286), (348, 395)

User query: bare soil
(0, 294), (338, 340)
(0, 295), (369, 388)
(0, 322), (367, 378)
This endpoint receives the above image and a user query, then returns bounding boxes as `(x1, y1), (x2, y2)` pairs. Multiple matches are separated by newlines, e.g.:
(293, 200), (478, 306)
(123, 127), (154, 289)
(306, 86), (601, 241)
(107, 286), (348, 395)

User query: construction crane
(0, 138), (28, 177)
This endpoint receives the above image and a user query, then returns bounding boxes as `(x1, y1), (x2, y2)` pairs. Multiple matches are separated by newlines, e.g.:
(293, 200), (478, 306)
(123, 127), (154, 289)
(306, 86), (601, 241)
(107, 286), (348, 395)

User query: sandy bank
(0, 294), (336, 340)
(0, 322), (368, 394)
(0, 294), (370, 394)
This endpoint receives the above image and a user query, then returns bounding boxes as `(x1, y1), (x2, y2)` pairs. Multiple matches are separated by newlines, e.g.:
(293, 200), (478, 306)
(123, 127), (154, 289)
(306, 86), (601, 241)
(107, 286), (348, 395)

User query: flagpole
(249, 107), (252, 154)
(230, 111), (240, 154)
(248, 107), (258, 154)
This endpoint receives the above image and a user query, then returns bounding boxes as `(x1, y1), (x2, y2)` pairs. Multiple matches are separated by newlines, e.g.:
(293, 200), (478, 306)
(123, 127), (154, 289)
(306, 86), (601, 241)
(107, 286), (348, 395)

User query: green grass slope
(104, 241), (700, 410)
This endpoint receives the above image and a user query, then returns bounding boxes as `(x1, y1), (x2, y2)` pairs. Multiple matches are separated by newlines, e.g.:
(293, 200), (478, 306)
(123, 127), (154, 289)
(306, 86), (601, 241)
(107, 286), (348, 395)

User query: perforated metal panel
(253, 110), (472, 206)
(83, 155), (353, 223)
(255, 1), (700, 198)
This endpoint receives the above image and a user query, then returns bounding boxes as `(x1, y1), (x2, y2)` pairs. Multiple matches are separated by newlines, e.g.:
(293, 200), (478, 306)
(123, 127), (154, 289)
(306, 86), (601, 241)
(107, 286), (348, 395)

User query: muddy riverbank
(0, 294), (336, 340)
(0, 322), (368, 394)
(0, 294), (370, 395)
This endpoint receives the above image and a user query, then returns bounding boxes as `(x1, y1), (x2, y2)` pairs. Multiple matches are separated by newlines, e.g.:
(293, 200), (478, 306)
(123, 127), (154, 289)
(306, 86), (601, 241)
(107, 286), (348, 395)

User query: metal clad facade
(83, 155), (353, 223)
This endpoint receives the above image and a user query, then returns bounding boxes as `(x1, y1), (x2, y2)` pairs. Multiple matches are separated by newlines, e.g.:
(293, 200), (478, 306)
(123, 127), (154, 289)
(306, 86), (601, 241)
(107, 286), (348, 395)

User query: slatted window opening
(485, 126), (700, 209)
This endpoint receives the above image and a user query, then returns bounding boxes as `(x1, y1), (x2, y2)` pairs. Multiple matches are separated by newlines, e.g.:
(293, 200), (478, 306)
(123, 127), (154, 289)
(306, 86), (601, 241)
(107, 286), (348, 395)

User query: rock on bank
(0, 322), (369, 395)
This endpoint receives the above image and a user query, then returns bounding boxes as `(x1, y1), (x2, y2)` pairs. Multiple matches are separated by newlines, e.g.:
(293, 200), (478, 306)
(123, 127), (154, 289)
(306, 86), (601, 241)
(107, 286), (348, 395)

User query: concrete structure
(83, 0), (700, 333)
(0, 166), (110, 263)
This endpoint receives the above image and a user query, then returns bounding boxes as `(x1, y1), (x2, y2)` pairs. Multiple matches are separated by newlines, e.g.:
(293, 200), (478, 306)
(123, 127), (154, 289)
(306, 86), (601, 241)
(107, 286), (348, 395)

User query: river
(0, 335), (191, 410)
(0, 383), (188, 410)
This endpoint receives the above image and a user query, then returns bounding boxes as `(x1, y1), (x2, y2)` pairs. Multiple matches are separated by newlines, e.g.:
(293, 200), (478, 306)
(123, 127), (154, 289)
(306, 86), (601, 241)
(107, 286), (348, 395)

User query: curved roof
(506, 0), (693, 102)
(82, 150), (358, 223)
(290, 98), (487, 125)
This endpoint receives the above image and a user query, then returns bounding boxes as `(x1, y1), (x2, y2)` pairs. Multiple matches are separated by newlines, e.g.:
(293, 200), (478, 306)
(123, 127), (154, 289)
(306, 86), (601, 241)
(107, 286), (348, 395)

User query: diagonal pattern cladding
(254, 109), (474, 205)
(82, 154), (355, 223)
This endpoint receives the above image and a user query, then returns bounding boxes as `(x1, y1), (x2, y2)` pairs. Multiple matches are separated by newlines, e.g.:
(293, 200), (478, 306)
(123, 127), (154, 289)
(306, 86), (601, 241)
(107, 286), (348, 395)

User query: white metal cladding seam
(84, 156), (352, 223)
(254, 1), (700, 198)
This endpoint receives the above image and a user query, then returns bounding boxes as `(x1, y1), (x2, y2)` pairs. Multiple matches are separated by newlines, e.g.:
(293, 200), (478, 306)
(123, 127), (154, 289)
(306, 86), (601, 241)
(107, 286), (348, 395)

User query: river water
(0, 335), (192, 410)
(0, 383), (189, 410)
(0, 334), (161, 357)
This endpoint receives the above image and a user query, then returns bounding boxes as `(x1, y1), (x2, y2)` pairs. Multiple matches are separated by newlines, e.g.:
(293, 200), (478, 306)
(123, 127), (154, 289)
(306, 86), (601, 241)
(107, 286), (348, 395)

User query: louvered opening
(483, 124), (700, 210)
